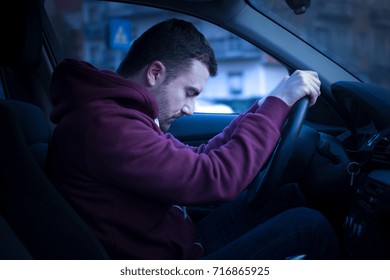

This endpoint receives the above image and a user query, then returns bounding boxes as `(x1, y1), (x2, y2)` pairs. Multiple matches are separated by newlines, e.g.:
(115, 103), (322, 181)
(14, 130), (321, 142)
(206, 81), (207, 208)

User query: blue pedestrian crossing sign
(108, 19), (132, 50)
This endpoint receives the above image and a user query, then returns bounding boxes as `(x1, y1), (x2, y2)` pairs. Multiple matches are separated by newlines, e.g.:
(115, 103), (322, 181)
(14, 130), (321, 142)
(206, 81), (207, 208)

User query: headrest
(0, 0), (43, 70)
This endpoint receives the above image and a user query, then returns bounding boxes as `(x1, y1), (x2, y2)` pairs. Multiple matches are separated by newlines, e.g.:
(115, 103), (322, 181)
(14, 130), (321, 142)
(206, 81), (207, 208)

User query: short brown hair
(116, 18), (217, 80)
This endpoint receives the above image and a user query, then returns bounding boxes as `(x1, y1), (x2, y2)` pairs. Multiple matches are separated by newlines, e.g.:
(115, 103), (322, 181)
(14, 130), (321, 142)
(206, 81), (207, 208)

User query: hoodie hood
(49, 59), (158, 123)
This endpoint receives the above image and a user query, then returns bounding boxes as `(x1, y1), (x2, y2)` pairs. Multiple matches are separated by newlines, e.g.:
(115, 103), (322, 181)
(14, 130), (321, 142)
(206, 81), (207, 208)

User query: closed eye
(186, 86), (201, 97)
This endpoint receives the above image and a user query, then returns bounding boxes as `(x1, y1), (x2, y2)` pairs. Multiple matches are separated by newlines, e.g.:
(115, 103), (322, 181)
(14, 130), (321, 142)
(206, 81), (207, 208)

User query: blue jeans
(196, 184), (339, 259)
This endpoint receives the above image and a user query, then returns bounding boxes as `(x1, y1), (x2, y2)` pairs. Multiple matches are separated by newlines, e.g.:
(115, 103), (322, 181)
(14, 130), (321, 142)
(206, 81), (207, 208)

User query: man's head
(117, 18), (217, 131)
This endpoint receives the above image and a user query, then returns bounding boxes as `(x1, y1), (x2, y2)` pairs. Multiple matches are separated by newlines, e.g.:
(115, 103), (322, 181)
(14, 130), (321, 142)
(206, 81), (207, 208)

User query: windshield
(248, 0), (390, 88)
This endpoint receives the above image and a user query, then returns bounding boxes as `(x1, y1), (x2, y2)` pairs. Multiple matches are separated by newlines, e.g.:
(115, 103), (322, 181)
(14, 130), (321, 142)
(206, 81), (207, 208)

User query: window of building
(228, 72), (243, 96)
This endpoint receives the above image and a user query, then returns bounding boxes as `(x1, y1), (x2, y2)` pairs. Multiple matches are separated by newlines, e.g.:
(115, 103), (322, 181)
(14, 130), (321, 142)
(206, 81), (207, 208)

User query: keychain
(347, 161), (361, 187)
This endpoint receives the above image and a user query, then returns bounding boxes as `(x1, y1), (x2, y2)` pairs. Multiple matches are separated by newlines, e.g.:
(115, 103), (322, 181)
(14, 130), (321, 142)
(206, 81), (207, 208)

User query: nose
(181, 100), (195, 116)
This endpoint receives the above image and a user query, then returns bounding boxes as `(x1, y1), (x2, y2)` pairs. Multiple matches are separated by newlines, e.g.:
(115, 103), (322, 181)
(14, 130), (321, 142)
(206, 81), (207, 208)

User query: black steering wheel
(246, 96), (310, 209)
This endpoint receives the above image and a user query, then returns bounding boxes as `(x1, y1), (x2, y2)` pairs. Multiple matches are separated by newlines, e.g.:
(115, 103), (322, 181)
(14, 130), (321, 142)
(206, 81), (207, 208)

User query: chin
(160, 124), (170, 132)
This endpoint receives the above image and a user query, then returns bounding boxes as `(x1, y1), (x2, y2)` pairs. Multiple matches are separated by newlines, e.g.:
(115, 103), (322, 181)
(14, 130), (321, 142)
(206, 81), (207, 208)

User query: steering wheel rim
(247, 96), (310, 209)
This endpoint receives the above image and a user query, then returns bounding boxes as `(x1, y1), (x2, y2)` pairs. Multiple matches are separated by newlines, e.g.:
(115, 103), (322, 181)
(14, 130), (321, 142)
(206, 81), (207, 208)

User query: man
(46, 18), (339, 259)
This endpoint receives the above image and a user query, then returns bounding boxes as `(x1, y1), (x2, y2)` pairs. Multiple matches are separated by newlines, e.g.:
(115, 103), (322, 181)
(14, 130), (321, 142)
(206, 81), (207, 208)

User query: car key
(347, 161), (360, 187)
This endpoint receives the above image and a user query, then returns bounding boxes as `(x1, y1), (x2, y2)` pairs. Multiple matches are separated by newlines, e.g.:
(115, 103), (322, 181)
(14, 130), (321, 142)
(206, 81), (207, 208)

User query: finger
(303, 79), (321, 106)
(307, 78), (321, 94)
(303, 71), (321, 93)
(307, 87), (321, 106)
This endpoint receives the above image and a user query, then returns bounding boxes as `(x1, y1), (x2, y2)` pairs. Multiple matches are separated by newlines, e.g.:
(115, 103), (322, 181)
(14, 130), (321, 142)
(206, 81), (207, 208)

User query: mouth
(171, 114), (182, 122)
(169, 118), (178, 125)
(162, 114), (182, 127)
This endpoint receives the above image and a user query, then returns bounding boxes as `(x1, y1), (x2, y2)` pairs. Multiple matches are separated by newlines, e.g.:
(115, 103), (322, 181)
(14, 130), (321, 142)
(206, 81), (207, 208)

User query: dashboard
(329, 81), (390, 258)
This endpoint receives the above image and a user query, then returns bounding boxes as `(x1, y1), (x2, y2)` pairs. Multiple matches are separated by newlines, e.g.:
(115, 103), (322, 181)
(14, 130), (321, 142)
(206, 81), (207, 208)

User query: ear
(146, 61), (166, 87)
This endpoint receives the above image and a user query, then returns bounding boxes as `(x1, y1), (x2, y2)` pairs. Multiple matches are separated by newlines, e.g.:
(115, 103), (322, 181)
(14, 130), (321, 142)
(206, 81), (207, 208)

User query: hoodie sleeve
(165, 99), (260, 154)
(85, 96), (289, 205)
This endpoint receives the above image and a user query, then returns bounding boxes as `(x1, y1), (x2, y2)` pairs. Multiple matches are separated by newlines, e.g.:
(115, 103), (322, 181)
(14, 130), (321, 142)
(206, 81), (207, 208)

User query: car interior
(0, 0), (389, 260)
(0, 0), (110, 259)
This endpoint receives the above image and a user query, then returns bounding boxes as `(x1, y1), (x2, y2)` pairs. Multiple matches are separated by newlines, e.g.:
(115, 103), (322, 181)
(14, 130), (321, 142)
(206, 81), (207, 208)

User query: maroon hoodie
(46, 59), (290, 259)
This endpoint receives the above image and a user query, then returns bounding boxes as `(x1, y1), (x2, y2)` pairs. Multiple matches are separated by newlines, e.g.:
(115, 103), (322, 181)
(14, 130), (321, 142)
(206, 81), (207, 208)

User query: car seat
(0, 100), (110, 259)
(0, 214), (32, 259)
(0, 0), (110, 260)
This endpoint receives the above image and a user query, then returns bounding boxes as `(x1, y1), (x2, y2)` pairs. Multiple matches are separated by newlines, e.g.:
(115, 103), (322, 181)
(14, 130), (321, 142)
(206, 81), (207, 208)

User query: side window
(45, 0), (287, 113)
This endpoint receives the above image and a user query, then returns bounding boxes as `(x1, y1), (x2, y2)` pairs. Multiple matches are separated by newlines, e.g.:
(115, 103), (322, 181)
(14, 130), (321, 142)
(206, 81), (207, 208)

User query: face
(151, 60), (210, 132)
